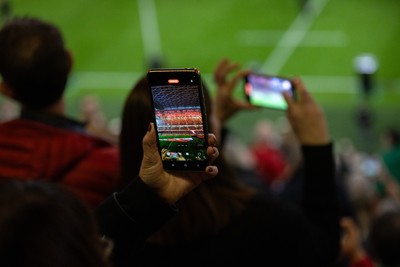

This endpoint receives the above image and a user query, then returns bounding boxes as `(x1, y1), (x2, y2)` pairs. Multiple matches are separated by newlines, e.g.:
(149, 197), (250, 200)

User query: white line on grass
(68, 71), (140, 92)
(260, 0), (331, 74)
(67, 71), (376, 94)
(137, 0), (162, 61)
(236, 30), (347, 47)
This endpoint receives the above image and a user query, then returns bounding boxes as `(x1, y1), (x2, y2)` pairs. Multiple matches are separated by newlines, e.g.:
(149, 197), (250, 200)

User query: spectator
(99, 121), (219, 267)
(118, 58), (340, 266)
(0, 179), (113, 267)
(78, 94), (117, 144)
(340, 210), (400, 267)
(0, 98), (18, 121)
(369, 210), (400, 267)
(0, 16), (120, 207)
(340, 216), (374, 267)
(249, 118), (288, 190)
(0, 126), (219, 267)
(353, 54), (378, 100)
(380, 127), (400, 186)
(373, 127), (400, 215)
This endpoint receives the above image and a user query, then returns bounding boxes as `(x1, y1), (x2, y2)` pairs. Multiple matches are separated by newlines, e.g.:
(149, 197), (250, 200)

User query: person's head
(381, 127), (400, 149)
(0, 179), (111, 267)
(368, 210), (400, 266)
(119, 75), (255, 243)
(0, 16), (71, 109)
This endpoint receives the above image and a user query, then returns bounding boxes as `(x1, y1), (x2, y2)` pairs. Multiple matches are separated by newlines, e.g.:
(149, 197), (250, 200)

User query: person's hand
(139, 123), (219, 204)
(283, 77), (330, 145)
(340, 217), (367, 263)
(213, 58), (255, 125)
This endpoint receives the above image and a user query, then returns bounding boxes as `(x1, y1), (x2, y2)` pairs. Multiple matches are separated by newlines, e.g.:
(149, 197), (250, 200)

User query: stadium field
(2, 0), (400, 153)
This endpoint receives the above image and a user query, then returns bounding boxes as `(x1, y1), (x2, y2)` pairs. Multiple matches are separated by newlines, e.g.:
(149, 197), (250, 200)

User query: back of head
(0, 179), (109, 267)
(384, 128), (400, 148)
(369, 210), (400, 266)
(0, 16), (70, 109)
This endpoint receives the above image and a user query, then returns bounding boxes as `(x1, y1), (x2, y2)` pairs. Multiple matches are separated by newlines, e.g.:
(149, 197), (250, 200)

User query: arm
(212, 58), (254, 144)
(95, 176), (177, 266)
(283, 78), (341, 264)
(95, 123), (219, 266)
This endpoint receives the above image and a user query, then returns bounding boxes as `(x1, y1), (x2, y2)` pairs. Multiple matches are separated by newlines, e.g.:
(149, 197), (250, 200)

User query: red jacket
(251, 144), (287, 186)
(0, 119), (120, 207)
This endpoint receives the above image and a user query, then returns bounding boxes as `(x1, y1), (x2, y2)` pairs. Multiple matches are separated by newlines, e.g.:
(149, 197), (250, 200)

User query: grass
(2, 0), (399, 153)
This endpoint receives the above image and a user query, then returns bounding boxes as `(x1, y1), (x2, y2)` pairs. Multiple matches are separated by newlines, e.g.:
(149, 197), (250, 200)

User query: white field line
(260, 0), (331, 74)
(236, 30), (347, 47)
(137, 0), (162, 59)
(67, 71), (399, 95)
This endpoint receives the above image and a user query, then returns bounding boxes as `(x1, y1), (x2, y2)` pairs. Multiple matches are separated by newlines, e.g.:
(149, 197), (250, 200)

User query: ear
(0, 81), (14, 98)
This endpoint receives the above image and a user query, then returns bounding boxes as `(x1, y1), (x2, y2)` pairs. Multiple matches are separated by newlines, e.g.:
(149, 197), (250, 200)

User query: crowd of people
(0, 15), (399, 267)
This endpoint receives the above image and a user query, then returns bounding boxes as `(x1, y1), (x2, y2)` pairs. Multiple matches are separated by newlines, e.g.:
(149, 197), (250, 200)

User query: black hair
(0, 16), (69, 109)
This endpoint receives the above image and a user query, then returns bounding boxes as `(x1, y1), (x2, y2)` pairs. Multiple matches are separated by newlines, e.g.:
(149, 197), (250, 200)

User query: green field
(2, 0), (400, 153)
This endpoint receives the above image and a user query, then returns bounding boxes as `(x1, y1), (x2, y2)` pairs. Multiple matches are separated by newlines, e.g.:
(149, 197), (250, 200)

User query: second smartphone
(146, 68), (209, 171)
(244, 73), (296, 110)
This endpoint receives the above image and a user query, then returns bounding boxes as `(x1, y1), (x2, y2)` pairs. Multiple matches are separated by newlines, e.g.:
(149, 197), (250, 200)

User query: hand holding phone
(146, 68), (209, 171)
(244, 73), (296, 110)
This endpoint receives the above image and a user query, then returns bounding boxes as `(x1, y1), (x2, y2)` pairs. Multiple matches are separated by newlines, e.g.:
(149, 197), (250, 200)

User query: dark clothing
(20, 108), (87, 134)
(131, 143), (340, 266)
(96, 177), (178, 267)
(0, 109), (120, 207)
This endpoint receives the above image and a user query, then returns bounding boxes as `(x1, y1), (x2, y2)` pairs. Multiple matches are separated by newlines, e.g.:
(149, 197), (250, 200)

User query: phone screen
(147, 68), (209, 171)
(244, 73), (295, 110)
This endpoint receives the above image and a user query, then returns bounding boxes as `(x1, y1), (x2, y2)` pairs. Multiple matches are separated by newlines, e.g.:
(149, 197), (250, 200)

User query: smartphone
(146, 68), (209, 171)
(244, 73), (296, 110)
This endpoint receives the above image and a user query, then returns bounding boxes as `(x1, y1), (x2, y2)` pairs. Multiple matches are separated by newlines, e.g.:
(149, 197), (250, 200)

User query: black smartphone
(146, 68), (209, 171)
(244, 73), (296, 110)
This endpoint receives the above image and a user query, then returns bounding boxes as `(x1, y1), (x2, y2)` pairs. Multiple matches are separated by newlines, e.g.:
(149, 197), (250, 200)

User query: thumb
(143, 123), (157, 147)
(140, 122), (164, 187)
(142, 123), (159, 162)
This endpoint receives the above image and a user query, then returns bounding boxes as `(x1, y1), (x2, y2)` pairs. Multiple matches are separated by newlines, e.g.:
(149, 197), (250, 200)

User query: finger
(226, 69), (251, 94)
(207, 146), (219, 163)
(142, 122), (157, 151)
(207, 133), (217, 147)
(214, 58), (230, 84)
(235, 99), (258, 110)
(292, 77), (311, 103)
(140, 123), (161, 174)
(224, 61), (240, 75)
(205, 165), (218, 177)
(282, 90), (294, 108)
(217, 58), (239, 75)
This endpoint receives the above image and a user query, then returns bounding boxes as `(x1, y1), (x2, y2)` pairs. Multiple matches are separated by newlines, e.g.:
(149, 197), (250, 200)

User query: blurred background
(1, 0), (399, 153)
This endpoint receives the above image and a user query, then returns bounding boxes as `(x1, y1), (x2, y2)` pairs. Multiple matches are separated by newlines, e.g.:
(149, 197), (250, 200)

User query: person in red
(250, 119), (288, 188)
(340, 217), (374, 267)
(0, 16), (120, 207)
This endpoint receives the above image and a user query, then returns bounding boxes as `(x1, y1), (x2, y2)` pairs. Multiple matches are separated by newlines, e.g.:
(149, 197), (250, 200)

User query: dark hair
(0, 16), (70, 109)
(368, 210), (400, 266)
(386, 128), (400, 147)
(0, 179), (110, 267)
(119, 76), (153, 188)
(119, 75), (255, 243)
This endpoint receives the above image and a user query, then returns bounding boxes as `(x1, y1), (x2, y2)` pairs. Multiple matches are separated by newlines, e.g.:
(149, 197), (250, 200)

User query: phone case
(147, 68), (209, 171)
(244, 73), (295, 110)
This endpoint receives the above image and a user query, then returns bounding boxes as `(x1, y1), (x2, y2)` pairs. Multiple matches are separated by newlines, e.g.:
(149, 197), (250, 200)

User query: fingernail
(147, 123), (152, 132)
